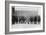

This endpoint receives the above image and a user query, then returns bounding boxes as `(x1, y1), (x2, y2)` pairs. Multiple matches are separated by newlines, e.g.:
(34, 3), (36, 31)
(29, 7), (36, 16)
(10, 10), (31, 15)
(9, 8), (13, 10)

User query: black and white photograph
(0, 0), (46, 35)
(9, 3), (43, 32)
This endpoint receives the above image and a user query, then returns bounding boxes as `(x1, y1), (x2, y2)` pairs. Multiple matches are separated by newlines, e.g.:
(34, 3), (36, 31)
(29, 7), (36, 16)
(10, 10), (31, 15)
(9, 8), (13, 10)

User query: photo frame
(5, 1), (45, 34)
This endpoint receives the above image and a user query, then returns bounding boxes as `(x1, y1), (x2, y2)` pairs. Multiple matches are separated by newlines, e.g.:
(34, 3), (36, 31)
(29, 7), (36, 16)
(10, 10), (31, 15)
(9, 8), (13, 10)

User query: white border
(9, 4), (43, 32)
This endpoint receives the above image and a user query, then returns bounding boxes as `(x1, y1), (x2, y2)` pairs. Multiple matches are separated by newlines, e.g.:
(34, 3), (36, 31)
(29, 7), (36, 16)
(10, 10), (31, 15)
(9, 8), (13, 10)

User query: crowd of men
(12, 16), (41, 24)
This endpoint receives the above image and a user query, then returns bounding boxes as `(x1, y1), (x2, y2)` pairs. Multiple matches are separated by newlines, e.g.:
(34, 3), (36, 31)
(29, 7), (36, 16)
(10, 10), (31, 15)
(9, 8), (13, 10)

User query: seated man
(19, 16), (26, 23)
(12, 16), (18, 24)
(29, 16), (34, 23)
(37, 16), (41, 22)
(33, 16), (37, 24)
